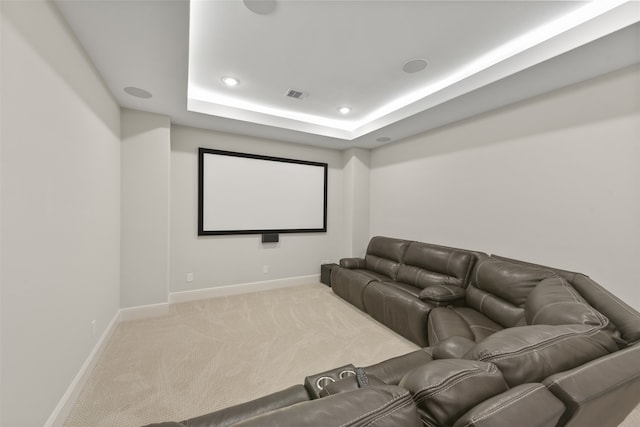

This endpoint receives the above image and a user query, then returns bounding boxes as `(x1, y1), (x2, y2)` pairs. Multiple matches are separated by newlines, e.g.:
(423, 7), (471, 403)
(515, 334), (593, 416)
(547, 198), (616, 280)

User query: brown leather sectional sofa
(146, 236), (640, 427)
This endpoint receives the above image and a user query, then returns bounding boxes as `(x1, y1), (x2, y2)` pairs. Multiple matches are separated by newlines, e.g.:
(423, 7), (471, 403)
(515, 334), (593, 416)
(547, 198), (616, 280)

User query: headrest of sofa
(366, 236), (410, 262)
(464, 324), (618, 386)
(396, 242), (477, 289)
(399, 359), (508, 427)
(525, 277), (610, 328)
(473, 258), (556, 307)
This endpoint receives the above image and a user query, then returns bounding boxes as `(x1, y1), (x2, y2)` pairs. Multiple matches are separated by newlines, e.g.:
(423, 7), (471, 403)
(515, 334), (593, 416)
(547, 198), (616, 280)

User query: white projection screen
(198, 148), (328, 236)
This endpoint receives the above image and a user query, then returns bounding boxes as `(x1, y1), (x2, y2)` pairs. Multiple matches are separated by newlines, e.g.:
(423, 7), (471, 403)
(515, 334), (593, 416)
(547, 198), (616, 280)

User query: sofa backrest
(364, 236), (410, 280)
(525, 276), (611, 329)
(464, 324), (618, 387)
(492, 255), (640, 346)
(466, 257), (556, 328)
(395, 242), (478, 290)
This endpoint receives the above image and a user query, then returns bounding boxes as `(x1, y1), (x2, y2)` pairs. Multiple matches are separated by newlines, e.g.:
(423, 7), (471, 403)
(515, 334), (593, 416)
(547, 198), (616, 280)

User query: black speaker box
(262, 233), (279, 243)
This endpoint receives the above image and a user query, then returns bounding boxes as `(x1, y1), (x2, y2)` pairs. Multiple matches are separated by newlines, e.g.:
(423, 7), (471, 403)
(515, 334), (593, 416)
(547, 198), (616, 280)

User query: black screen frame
(198, 148), (328, 236)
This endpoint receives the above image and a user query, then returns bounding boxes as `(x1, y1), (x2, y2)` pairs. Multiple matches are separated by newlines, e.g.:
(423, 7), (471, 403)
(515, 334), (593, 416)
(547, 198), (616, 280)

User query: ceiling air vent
(285, 89), (307, 100)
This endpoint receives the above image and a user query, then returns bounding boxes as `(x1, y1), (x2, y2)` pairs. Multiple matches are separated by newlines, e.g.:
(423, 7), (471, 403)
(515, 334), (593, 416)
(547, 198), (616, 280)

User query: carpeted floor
(63, 283), (419, 426)
(64, 282), (640, 427)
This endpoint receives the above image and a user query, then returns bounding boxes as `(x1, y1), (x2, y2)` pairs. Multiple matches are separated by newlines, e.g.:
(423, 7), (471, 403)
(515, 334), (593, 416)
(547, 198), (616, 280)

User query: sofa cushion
(365, 254), (403, 280)
(466, 285), (526, 328)
(473, 258), (556, 307)
(464, 324), (618, 387)
(428, 307), (503, 345)
(525, 277), (609, 327)
(363, 282), (432, 346)
(363, 236), (410, 279)
(364, 348), (434, 386)
(399, 359), (508, 427)
(464, 258), (557, 328)
(331, 268), (377, 311)
(396, 242), (476, 289)
(419, 284), (466, 304)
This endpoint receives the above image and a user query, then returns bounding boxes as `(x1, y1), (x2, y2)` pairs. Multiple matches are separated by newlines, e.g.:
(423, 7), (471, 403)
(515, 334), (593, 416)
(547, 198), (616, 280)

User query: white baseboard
(119, 302), (170, 322)
(169, 274), (320, 304)
(44, 310), (121, 427)
(46, 275), (319, 425)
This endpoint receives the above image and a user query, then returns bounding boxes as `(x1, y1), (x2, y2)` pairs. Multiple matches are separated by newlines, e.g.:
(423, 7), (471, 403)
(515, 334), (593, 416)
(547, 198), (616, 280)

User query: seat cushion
(428, 307), (503, 345)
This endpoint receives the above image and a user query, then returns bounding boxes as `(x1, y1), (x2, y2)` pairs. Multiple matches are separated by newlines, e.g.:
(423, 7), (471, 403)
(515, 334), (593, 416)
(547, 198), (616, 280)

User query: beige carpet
(63, 283), (419, 426)
(64, 282), (640, 427)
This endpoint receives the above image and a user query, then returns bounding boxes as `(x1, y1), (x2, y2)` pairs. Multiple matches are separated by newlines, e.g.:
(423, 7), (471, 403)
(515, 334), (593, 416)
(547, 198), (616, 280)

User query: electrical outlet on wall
(186, 272), (194, 283)
(263, 265), (269, 274)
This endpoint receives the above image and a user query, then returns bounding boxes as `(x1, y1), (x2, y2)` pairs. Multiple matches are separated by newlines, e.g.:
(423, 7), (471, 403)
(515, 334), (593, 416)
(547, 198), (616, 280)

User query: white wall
(170, 126), (346, 292)
(343, 148), (371, 258)
(121, 109), (170, 308)
(370, 64), (640, 310)
(0, 1), (121, 426)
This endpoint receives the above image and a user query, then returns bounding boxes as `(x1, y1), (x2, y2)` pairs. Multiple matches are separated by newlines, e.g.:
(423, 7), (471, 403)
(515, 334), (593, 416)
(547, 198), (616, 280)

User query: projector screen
(198, 148), (328, 236)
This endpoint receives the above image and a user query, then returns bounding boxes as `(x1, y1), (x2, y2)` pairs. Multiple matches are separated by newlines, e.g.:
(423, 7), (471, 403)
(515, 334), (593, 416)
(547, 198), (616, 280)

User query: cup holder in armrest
(304, 364), (356, 399)
(315, 376), (336, 390)
(339, 369), (356, 379)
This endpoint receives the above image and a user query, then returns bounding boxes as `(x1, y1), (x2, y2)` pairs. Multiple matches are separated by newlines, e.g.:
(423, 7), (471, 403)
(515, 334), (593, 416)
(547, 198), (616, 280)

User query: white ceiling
(54, 0), (640, 150)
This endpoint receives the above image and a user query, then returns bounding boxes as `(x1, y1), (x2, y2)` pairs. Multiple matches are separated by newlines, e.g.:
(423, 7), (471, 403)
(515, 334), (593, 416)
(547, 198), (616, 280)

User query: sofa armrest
(177, 385), (310, 427)
(230, 385), (422, 427)
(399, 359), (508, 427)
(339, 257), (365, 269)
(320, 374), (386, 397)
(543, 344), (640, 427)
(453, 383), (566, 427)
(419, 284), (466, 306)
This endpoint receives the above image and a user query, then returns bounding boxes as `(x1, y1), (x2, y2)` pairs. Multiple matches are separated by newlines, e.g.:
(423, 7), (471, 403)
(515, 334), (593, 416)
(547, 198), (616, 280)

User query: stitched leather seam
(414, 371), (488, 403)
(459, 384), (545, 427)
(338, 390), (411, 427)
(364, 398), (413, 426)
(412, 365), (496, 401)
(477, 327), (602, 362)
(469, 325), (500, 332)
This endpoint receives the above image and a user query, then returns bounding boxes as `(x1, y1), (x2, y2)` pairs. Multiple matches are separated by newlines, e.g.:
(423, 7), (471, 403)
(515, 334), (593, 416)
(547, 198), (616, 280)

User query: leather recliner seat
(332, 236), (482, 345)
(146, 239), (640, 427)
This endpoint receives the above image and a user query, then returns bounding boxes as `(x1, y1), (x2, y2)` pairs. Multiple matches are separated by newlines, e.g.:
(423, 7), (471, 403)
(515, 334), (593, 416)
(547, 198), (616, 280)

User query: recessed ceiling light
(243, 0), (277, 15)
(338, 106), (351, 115)
(221, 76), (240, 87)
(123, 86), (152, 99)
(402, 59), (428, 74)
